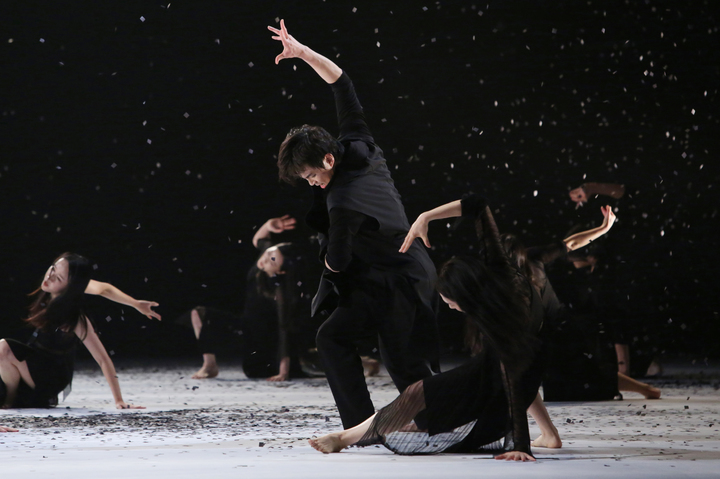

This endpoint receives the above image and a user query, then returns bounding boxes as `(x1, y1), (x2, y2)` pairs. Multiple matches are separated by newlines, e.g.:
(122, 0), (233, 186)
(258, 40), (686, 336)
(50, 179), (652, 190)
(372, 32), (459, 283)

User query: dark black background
(1, 1), (718, 360)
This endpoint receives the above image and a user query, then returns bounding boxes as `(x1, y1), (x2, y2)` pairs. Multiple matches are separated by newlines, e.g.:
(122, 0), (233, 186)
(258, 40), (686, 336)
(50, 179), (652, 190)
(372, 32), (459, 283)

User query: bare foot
(645, 360), (663, 377)
(362, 357), (381, 377)
(191, 365), (219, 379)
(309, 433), (346, 453)
(531, 433), (562, 448)
(643, 386), (661, 399)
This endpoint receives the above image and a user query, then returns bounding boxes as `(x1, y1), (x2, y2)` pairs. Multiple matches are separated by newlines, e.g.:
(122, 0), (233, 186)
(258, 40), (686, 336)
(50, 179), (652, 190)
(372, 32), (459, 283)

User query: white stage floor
(1, 360), (718, 478)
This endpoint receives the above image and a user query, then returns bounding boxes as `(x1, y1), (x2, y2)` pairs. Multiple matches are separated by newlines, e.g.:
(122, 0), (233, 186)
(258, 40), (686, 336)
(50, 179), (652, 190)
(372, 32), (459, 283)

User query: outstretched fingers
(400, 219), (430, 253)
(495, 451), (536, 462)
(399, 234), (413, 253)
(601, 205), (616, 228)
(280, 214), (297, 230)
(137, 301), (161, 321)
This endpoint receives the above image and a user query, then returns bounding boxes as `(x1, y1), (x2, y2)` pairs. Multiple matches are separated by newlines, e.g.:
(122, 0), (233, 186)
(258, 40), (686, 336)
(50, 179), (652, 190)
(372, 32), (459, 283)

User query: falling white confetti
(140, 16), (145, 22)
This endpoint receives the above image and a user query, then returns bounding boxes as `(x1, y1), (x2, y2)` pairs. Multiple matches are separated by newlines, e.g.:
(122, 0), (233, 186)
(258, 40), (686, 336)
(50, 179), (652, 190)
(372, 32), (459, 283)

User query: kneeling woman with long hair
(0, 252), (160, 409)
(310, 195), (551, 461)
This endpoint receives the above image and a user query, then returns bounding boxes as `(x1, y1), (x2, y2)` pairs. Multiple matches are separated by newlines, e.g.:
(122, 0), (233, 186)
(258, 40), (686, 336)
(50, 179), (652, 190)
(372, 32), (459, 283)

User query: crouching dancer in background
(183, 215), (324, 382)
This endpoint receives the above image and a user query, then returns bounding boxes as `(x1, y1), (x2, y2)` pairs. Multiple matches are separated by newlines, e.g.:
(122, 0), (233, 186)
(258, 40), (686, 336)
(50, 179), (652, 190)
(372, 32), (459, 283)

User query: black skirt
(6, 338), (75, 408)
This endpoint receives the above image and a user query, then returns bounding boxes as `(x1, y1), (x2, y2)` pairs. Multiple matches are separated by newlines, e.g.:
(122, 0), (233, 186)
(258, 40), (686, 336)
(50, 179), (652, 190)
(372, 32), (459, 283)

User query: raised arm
(76, 320), (144, 409)
(399, 200), (462, 253)
(563, 205), (616, 251)
(253, 215), (297, 248)
(569, 182), (625, 206)
(268, 19), (342, 84)
(84, 280), (161, 321)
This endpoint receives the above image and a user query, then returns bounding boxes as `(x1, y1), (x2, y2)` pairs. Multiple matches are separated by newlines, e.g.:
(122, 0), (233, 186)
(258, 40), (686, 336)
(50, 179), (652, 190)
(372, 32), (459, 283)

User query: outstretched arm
(569, 182), (625, 206)
(399, 200), (462, 253)
(76, 320), (144, 410)
(253, 215), (297, 248)
(268, 19), (342, 84)
(84, 280), (161, 321)
(563, 205), (616, 251)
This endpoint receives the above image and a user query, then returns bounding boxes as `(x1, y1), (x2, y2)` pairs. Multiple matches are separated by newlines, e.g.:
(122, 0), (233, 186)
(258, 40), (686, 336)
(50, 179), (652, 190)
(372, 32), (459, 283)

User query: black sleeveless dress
(6, 327), (77, 407)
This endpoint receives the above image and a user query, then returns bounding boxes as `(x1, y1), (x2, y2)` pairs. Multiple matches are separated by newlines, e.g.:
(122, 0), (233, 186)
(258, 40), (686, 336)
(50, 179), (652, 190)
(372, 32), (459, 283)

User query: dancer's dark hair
(255, 243), (301, 332)
(277, 125), (343, 184)
(501, 233), (542, 291)
(436, 200), (537, 373)
(25, 252), (92, 336)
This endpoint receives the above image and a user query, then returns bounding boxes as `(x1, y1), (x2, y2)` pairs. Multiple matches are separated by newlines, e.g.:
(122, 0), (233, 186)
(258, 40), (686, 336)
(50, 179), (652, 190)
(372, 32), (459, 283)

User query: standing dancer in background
(0, 252), (160, 409)
(311, 195), (549, 460)
(269, 20), (438, 429)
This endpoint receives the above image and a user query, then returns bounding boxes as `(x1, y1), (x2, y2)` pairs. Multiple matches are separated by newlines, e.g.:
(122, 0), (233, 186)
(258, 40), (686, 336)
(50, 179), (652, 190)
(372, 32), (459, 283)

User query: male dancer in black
(269, 20), (438, 429)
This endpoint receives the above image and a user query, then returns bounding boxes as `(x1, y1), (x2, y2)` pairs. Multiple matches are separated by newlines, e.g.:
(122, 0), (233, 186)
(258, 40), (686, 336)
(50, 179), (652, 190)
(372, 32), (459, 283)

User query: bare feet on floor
(643, 386), (662, 399)
(361, 357), (381, 377)
(309, 433), (346, 453)
(191, 365), (219, 379)
(531, 433), (562, 448)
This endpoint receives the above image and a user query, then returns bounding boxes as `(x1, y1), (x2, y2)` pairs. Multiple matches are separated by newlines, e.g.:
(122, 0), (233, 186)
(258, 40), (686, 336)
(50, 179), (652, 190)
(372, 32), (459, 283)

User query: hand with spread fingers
(495, 451), (536, 462)
(268, 19), (306, 64)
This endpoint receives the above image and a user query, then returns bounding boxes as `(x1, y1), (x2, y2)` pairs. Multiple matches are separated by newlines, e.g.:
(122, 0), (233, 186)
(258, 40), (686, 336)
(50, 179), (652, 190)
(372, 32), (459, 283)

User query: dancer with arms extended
(311, 195), (547, 461)
(269, 20), (438, 429)
(503, 205), (661, 401)
(0, 252), (160, 409)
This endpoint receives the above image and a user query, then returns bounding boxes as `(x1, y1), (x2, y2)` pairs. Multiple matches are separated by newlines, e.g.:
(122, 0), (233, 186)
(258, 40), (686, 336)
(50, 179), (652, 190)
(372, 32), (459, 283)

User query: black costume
(522, 242), (619, 401)
(357, 196), (544, 455)
(307, 72), (439, 429)
(567, 183), (661, 377)
(5, 328), (77, 407)
(179, 238), (317, 379)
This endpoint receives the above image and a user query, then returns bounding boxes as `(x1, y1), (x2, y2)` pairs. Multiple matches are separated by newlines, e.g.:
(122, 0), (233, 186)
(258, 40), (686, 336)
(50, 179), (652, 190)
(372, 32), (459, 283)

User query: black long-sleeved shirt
(310, 72), (435, 301)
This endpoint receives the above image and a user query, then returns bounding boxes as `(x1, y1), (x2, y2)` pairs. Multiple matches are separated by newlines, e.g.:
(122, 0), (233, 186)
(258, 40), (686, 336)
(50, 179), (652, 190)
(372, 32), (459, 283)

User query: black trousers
(316, 277), (435, 429)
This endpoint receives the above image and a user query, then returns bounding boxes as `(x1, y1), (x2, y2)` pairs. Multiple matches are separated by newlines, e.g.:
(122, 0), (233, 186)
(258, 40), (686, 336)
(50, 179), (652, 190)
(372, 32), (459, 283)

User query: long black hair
(436, 255), (535, 373)
(501, 233), (542, 291)
(255, 243), (302, 332)
(25, 252), (92, 335)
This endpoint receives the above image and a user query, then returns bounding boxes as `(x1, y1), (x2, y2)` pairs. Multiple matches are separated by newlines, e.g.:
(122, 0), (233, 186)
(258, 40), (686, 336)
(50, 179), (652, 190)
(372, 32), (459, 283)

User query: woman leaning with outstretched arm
(0, 252), (160, 411)
(312, 195), (545, 461)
